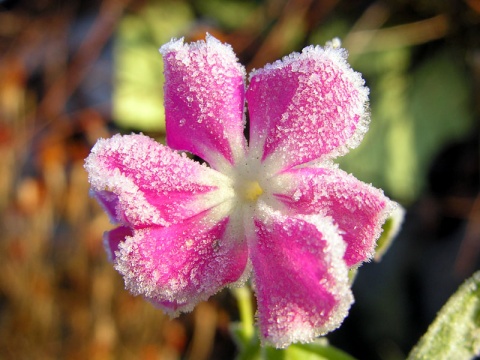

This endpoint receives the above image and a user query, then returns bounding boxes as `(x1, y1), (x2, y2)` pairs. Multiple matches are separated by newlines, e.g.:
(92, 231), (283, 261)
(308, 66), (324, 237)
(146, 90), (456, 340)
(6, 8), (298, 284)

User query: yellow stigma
(243, 181), (263, 202)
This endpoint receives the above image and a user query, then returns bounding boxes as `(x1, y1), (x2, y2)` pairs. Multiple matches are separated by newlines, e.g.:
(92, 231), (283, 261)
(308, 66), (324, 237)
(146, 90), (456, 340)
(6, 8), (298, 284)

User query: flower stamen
(242, 180), (263, 202)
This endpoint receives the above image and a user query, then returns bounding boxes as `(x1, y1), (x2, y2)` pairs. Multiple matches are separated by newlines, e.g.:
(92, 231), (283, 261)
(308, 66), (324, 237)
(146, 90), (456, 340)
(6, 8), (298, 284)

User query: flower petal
(160, 35), (247, 171)
(92, 189), (122, 223)
(115, 203), (249, 316)
(249, 203), (353, 348)
(103, 226), (133, 262)
(85, 133), (234, 227)
(246, 44), (369, 175)
(271, 166), (395, 267)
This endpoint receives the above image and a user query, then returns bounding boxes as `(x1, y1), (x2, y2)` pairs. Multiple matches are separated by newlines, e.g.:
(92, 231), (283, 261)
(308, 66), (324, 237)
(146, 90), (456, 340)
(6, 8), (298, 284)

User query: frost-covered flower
(85, 35), (397, 348)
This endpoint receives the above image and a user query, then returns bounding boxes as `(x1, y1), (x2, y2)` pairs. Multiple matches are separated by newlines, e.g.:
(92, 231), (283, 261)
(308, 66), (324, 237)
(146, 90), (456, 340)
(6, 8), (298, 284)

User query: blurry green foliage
(113, 0), (193, 131)
(340, 47), (417, 202)
(308, 18), (350, 47)
(410, 50), (473, 178)
(195, 0), (258, 30)
(338, 47), (473, 203)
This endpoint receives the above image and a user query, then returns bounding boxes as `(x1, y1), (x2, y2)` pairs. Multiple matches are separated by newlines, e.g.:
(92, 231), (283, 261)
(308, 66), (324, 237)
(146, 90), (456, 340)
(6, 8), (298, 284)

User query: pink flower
(85, 35), (397, 348)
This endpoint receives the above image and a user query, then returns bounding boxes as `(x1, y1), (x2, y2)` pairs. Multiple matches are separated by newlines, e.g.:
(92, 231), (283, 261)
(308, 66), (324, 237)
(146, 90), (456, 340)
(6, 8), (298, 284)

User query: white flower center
(229, 158), (266, 206)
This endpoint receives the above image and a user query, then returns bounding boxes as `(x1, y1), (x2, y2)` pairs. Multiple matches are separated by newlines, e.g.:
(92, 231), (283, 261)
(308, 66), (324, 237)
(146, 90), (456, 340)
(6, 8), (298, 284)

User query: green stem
(233, 285), (255, 341)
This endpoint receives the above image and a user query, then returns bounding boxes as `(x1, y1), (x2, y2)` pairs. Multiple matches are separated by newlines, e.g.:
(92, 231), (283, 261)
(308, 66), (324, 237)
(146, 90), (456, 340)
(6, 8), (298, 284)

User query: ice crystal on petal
(85, 35), (400, 348)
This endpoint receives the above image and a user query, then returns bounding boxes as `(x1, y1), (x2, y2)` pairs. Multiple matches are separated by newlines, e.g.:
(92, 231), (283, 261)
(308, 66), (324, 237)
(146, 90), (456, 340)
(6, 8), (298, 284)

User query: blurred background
(0, 0), (479, 359)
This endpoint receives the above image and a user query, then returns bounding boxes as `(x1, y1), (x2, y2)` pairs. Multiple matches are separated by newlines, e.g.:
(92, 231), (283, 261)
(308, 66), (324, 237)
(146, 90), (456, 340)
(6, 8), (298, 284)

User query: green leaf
(256, 340), (357, 360)
(231, 324), (261, 360)
(283, 341), (358, 360)
(232, 330), (357, 360)
(348, 267), (358, 285)
(407, 271), (480, 360)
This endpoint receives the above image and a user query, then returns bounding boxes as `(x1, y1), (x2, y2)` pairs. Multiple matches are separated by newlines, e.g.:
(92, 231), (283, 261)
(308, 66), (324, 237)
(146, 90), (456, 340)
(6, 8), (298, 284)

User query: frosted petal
(114, 203), (249, 317)
(272, 166), (395, 267)
(85, 133), (234, 227)
(249, 202), (353, 348)
(246, 44), (369, 175)
(160, 35), (247, 171)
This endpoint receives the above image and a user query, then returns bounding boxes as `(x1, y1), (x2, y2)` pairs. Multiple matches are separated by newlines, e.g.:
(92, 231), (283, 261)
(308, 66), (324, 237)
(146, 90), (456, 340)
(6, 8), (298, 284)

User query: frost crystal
(85, 34), (399, 348)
